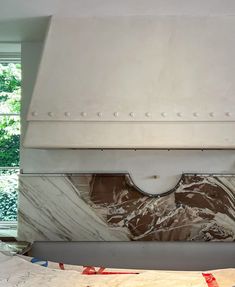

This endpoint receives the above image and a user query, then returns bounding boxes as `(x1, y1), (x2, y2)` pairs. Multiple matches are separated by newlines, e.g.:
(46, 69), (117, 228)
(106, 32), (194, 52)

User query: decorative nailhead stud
(48, 112), (54, 117)
(97, 112), (102, 117)
(145, 112), (151, 117)
(177, 112), (182, 117)
(31, 111), (38, 117)
(81, 112), (87, 117)
(64, 112), (70, 117)
(225, 112), (231, 117)
(209, 112), (214, 117)
(193, 112), (199, 117)
(129, 112), (135, 117)
(161, 112), (167, 117)
(113, 112), (119, 117)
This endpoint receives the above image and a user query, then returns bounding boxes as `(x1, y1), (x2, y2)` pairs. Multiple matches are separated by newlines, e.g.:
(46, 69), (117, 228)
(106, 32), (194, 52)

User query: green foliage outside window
(0, 169), (18, 221)
(0, 63), (21, 221)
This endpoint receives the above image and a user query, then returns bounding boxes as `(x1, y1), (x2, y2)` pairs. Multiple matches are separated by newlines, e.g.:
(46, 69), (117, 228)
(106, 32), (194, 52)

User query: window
(0, 44), (21, 237)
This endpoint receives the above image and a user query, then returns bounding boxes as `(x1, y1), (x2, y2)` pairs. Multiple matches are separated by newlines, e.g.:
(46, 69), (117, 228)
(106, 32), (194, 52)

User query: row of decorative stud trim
(30, 111), (233, 118)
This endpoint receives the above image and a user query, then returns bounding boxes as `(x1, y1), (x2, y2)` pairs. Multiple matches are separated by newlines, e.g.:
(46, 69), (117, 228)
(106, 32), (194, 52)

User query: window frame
(0, 47), (21, 238)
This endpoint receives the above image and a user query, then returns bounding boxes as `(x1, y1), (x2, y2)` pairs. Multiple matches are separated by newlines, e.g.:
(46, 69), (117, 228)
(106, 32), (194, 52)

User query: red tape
(59, 263), (65, 270)
(82, 266), (139, 275)
(202, 273), (219, 287)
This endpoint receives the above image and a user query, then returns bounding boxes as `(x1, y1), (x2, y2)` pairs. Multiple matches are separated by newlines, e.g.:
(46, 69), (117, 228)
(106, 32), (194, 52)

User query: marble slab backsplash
(18, 174), (235, 242)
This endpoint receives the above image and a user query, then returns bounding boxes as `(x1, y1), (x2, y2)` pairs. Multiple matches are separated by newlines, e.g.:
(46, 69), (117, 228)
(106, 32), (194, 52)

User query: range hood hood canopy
(24, 16), (235, 148)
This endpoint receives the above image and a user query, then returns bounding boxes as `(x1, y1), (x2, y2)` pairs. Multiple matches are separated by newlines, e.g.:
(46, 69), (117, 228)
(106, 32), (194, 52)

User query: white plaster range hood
(24, 16), (235, 149)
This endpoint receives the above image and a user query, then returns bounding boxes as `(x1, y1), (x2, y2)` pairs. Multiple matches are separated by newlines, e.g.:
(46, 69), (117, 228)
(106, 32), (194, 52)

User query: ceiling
(0, 0), (235, 42)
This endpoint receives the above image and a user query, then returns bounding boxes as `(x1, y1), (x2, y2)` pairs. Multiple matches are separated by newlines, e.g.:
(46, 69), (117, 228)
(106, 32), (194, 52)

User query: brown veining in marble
(69, 174), (235, 241)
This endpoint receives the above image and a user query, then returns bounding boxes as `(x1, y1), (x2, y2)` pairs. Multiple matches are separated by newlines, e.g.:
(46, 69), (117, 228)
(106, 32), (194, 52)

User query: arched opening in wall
(0, 43), (21, 238)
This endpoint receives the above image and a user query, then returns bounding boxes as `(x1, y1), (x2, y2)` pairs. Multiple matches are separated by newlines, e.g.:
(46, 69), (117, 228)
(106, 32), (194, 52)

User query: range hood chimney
(24, 16), (235, 148)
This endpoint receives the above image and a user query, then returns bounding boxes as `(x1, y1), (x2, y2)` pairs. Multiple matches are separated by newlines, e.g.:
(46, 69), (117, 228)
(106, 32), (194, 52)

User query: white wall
(1, 0), (235, 19)
(1, 0), (235, 41)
